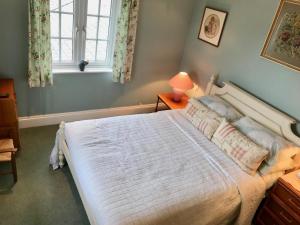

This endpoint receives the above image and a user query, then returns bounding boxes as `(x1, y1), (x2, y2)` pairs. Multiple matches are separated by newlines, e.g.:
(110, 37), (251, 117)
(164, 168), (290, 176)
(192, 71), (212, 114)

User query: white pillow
(233, 117), (300, 175)
(198, 95), (243, 122)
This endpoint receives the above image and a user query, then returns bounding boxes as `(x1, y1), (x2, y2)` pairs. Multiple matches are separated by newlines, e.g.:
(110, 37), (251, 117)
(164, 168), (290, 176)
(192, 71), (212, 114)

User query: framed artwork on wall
(261, 0), (300, 72)
(198, 7), (228, 47)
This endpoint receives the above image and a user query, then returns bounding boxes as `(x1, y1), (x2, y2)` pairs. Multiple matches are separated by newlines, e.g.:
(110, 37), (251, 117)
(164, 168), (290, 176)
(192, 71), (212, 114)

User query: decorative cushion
(212, 120), (269, 175)
(261, 171), (284, 189)
(259, 157), (295, 175)
(198, 95), (243, 122)
(293, 153), (300, 169)
(233, 117), (300, 175)
(184, 98), (208, 121)
(184, 98), (223, 139)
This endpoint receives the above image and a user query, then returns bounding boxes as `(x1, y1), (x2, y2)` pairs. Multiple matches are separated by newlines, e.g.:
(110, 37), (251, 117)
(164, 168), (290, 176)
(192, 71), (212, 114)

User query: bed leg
(58, 121), (66, 168)
(58, 148), (65, 168)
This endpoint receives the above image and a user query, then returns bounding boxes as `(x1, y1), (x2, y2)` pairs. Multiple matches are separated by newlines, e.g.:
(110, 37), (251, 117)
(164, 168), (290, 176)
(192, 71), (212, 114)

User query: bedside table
(254, 170), (300, 225)
(155, 93), (189, 112)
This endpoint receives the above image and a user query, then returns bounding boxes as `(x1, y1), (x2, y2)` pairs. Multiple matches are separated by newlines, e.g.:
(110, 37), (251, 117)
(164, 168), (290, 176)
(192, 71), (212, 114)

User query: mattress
(53, 110), (266, 225)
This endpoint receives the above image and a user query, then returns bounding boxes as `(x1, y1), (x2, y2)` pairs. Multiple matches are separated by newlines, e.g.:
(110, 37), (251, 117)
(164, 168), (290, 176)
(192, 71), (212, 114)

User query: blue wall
(2, 0), (299, 133)
(0, 0), (195, 116)
(181, 0), (300, 131)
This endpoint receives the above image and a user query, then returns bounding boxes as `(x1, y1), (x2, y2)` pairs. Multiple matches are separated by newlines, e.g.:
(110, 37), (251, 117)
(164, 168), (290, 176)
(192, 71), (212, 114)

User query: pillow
(184, 98), (223, 139)
(198, 95), (243, 122)
(261, 171), (284, 189)
(184, 98), (207, 121)
(293, 153), (300, 170)
(212, 120), (269, 175)
(233, 117), (300, 175)
(259, 156), (295, 175)
(293, 153), (300, 169)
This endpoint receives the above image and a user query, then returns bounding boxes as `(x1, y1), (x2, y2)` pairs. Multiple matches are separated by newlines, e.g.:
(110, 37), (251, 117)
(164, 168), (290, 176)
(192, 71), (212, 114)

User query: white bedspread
(51, 110), (266, 225)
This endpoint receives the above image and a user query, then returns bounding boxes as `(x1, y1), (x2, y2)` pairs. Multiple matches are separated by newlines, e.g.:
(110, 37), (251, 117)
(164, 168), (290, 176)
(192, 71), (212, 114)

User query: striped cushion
(184, 98), (222, 139)
(184, 98), (208, 119)
(212, 120), (269, 175)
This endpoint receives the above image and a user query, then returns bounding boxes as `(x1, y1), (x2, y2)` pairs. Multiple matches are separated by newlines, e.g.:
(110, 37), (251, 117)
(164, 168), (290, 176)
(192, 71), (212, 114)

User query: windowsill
(53, 67), (113, 75)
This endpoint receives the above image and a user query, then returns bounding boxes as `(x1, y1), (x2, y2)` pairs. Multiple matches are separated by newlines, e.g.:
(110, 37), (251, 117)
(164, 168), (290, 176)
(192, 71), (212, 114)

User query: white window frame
(52, 0), (120, 71)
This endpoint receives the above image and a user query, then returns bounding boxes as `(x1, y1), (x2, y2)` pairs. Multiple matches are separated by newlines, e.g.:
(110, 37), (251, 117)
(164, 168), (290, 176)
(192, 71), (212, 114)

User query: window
(50, 0), (119, 70)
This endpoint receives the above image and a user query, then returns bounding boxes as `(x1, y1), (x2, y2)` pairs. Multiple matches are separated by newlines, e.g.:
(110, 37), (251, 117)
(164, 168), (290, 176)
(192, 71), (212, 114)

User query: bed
(50, 76), (300, 225)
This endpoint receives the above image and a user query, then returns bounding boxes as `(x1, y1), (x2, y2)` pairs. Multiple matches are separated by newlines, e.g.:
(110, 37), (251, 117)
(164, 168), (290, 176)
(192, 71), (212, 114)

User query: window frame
(51, 0), (120, 71)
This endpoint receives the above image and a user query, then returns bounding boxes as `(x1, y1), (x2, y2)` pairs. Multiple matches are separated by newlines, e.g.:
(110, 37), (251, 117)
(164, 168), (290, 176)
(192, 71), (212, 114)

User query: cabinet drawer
(256, 207), (285, 225)
(265, 195), (300, 225)
(273, 182), (300, 215)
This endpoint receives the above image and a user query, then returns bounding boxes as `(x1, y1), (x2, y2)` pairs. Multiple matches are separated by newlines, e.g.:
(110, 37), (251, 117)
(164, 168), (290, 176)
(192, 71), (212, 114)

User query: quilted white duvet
(51, 110), (266, 225)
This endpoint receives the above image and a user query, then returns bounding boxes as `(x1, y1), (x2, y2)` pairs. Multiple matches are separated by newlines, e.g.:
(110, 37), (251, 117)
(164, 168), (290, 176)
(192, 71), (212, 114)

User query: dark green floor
(0, 126), (90, 225)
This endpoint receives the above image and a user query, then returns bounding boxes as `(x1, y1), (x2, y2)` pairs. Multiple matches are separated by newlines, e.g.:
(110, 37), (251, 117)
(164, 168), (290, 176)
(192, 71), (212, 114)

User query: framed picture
(261, 0), (300, 72)
(198, 7), (228, 47)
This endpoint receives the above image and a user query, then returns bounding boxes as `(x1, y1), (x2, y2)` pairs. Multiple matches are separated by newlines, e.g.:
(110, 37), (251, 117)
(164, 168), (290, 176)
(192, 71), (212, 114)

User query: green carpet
(0, 126), (90, 225)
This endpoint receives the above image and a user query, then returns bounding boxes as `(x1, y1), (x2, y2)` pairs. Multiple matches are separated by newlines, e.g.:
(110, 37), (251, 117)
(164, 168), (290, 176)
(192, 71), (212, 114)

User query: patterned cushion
(198, 96), (243, 122)
(184, 98), (208, 121)
(184, 98), (223, 139)
(233, 117), (300, 175)
(212, 120), (269, 175)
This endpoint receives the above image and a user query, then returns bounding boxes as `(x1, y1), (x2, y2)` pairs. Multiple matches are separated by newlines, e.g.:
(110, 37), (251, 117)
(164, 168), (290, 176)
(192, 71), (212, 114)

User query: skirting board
(19, 103), (166, 129)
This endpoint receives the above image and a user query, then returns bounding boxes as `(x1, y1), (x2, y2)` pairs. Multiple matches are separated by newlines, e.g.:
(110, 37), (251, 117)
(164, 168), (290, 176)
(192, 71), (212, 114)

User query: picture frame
(198, 7), (228, 47)
(261, 0), (300, 72)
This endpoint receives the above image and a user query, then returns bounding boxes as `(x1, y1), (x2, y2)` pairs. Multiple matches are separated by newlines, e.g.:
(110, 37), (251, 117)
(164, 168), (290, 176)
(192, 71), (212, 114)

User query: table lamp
(169, 72), (193, 102)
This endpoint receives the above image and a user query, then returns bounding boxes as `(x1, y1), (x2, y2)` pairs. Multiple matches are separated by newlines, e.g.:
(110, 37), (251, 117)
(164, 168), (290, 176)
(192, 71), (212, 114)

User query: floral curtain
(113, 0), (140, 84)
(28, 0), (53, 88)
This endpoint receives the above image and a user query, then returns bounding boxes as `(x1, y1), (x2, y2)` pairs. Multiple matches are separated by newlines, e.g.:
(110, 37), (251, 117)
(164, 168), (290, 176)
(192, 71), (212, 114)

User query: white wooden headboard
(205, 75), (300, 146)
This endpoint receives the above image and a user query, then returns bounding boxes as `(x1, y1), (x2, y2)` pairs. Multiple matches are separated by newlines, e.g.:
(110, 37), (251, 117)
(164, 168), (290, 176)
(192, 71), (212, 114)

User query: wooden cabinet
(0, 79), (20, 149)
(254, 171), (300, 225)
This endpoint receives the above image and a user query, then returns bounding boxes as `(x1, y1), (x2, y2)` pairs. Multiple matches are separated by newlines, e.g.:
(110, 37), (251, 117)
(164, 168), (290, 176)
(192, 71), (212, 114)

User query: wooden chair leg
(11, 153), (17, 183)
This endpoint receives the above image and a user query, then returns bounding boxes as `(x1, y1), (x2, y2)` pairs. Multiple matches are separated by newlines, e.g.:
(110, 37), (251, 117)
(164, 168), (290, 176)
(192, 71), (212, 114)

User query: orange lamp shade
(169, 72), (193, 102)
(169, 72), (194, 92)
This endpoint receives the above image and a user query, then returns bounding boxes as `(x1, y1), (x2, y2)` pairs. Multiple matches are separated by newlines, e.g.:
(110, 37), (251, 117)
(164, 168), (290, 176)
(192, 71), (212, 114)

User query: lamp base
(172, 90), (184, 102)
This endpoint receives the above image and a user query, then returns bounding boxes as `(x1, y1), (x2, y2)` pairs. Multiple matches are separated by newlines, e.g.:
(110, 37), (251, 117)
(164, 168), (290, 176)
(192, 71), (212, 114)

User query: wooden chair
(0, 79), (20, 149)
(0, 139), (17, 183)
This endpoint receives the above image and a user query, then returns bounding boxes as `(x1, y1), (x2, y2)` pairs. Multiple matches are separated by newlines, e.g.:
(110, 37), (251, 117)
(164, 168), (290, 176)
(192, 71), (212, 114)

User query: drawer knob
(288, 198), (300, 210)
(279, 211), (293, 224)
